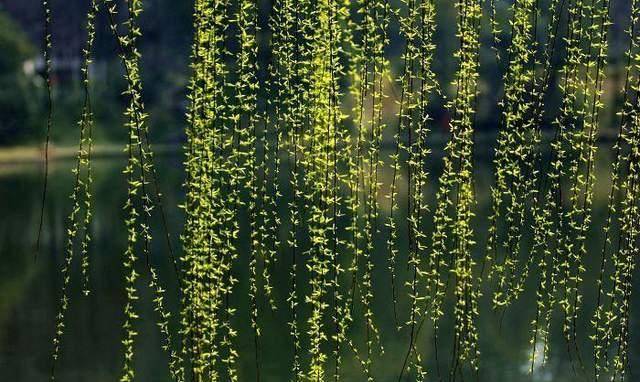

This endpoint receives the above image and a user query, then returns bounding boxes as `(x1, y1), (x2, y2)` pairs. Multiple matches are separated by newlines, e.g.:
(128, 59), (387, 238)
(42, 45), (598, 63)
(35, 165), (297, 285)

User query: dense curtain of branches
(45, 0), (640, 380)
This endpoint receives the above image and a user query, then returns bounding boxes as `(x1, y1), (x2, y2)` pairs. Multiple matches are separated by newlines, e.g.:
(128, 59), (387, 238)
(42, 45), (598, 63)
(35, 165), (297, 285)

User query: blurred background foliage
(0, 0), (631, 147)
(0, 10), (41, 145)
(0, 0), (194, 146)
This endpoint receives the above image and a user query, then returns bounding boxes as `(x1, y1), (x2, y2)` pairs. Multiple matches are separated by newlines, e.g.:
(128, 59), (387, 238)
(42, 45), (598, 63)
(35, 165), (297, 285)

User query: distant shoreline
(0, 143), (181, 165)
(0, 129), (620, 165)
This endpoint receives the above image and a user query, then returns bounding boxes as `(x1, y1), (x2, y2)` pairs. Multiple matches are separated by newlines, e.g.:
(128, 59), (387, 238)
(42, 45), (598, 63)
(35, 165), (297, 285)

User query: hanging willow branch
(273, 0), (315, 377)
(592, 0), (640, 379)
(42, 0), (640, 380)
(231, 0), (261, 376)
(297, 0), (348, 379)
(486, 0), (541, 310)
(344, 0), (390, 379)
(181, 0), (240, 379)
(102, 1), (183, 380)
(36, 0), (54, 258)
(429, 0), (482, 377)
(50, 1), (99, 379)
(392, 0), (438, 379)
(524, 0), (567, 370)
(260, 0), (284, 319)
(529, 0), (610, 370)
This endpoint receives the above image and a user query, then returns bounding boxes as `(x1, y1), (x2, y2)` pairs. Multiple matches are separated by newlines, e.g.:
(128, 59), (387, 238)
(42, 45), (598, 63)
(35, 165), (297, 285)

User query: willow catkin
(50, 2), (99, 379)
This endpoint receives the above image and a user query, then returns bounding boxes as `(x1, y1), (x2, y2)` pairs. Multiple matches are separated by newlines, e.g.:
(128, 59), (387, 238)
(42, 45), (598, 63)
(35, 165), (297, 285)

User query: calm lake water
(1, 140), (638, 381)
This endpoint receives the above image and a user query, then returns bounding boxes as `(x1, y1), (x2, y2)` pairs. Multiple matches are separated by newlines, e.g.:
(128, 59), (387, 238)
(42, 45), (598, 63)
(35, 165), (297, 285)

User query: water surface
(0, 144), (638, 381)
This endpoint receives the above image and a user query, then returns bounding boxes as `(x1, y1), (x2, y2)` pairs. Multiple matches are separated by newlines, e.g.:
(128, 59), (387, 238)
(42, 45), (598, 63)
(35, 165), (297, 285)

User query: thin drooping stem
(395, 0), (438, 379)
(36, 0), (54, 260)
(103, 1), (183, 380)
(592, 0), (640, 378)
(486, 0), (541, 310)
(431, 0), (482, 376)
(49, 2), (99, 379)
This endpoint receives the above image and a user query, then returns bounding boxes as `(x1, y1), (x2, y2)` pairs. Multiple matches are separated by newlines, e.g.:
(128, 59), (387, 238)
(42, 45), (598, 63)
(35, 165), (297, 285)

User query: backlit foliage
(592, 1), (640, 379)
(104, 0), (181, 380)
(429, 0), (482, 375)
(392, 0), (438, 379)
(44, 0), (640, 380)
(36, 0), (53, 257)
(486, 0), (540, 309)
(346, 0), (390, 378)
(181, 0), (239, 379)
(529, 0), (610, 368)
(50, 1), (98, 379)
(267, 0), (308, 377)
(300, 0), (347, 378)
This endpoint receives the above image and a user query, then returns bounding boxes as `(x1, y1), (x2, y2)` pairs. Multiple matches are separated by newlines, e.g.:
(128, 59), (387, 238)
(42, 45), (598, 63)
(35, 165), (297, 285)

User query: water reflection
(0, 146), (638, 381)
